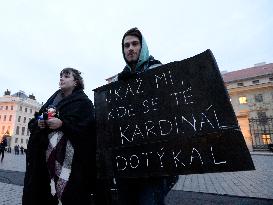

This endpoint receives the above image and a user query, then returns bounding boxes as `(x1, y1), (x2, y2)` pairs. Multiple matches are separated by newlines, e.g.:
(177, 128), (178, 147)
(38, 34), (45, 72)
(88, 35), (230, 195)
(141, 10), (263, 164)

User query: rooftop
(11, 91), (28, 100)
(222, 63), (273, 83)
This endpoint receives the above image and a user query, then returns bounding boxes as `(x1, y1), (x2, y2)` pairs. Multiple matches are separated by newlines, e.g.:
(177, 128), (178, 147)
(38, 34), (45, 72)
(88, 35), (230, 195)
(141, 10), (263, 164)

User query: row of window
(254, 134), (272, 145)
(16, 126), (30, 136)
(237, 76), (273, 87)
(0, 105), (13, 110)
(0, 115), (32, 123)
(18, 116), (31, 123)
(19, 106), (33, 114)
(0, 105), (33, 113)
(1, 125), (30, 136)
(0, 115), (13, 122)
(14, 137), (29, 145)
(238, 93), (268, 104)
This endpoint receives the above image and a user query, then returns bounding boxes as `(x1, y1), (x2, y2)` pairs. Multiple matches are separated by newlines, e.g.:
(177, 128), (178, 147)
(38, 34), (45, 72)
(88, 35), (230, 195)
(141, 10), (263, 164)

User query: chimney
(28, 94), (36, 100)
(4, 89), (11, 96)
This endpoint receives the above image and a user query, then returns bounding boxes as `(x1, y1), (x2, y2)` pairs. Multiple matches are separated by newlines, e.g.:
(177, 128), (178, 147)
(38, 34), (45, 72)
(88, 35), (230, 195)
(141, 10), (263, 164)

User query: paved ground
(0, 182), (22, 205)
(172, 152), (273, 200)
(165, 191), (273, 205)
(0, 152), (25, 205)
(0, 152), (26, 172)
(0, 152), (273, 204)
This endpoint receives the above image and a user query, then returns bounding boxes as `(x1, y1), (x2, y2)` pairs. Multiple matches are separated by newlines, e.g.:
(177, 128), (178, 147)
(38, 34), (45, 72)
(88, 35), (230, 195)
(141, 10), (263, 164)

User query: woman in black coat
(22, 68), (96, 205)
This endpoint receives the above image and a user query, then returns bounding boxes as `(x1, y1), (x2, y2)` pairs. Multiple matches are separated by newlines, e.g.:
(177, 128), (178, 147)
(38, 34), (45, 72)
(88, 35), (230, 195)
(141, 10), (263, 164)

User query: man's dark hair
(122, 27), (142, 46)
(60, 67), (84, 90)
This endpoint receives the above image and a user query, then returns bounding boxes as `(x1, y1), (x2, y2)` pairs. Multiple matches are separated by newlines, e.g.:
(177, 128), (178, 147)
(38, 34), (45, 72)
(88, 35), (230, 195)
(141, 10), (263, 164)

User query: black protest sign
(94, 50), (255, 178)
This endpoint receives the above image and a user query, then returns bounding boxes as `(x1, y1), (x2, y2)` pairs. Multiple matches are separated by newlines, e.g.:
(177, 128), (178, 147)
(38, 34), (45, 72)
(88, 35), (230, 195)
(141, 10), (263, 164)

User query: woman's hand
(46, 118), (63, 130)
(38, 120), (46, 129)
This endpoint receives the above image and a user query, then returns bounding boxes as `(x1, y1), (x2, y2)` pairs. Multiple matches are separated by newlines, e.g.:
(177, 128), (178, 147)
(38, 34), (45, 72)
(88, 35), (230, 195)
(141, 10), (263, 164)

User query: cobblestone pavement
(0, 152), (273, 204)
(0, 182), (22, 205)
(173, 152), (273, 200)
(0, 153), (25, 205)
(165, 190), (273, 205)
(0, 152), (26, 172)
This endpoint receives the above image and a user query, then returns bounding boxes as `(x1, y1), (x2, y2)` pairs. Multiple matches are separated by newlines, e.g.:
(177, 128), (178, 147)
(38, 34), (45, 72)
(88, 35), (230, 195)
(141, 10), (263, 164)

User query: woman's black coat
(22, 89), (96, 205)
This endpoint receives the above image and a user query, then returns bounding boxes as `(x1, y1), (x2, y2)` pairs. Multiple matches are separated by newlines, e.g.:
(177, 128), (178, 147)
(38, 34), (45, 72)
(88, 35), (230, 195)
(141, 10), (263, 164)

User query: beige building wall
(237, 113), (253, 151)
(224, 66), (273, 151)
(0, 91), (41, 149)
(0, 100), (16, 142)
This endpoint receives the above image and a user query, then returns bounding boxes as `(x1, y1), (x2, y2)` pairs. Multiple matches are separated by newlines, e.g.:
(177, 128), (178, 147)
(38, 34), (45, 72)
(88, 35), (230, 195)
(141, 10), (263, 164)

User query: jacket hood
(122, 30), (150, 72)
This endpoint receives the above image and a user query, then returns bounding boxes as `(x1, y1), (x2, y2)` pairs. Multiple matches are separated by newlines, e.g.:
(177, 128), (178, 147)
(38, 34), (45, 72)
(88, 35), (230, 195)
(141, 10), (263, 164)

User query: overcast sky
(0, 0), (272, 103)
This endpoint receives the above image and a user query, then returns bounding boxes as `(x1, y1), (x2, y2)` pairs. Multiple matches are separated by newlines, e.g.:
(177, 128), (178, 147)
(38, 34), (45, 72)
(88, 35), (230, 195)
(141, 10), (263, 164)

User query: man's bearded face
(123, 35), (141, 64)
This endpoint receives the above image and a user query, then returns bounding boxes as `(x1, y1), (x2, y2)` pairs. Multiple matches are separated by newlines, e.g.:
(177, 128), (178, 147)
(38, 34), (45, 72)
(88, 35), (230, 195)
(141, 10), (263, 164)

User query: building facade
(222, 62), (273, 151)
(0, 90), (41, 149)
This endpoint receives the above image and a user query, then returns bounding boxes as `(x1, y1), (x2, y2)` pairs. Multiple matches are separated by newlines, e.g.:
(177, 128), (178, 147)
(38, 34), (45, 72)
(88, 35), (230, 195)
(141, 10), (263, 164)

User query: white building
(223, 62), (273, 151)
(0, 90), (41, 149)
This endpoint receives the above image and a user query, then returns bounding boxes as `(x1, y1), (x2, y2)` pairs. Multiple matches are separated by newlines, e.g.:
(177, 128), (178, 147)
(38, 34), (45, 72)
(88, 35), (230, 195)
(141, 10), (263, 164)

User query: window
(257, 111), (267, 119)
(262, 134), (271, 145)
(25, 107), (28, 112)
(4, 115), (6, 121)
(15, 138), (18, 143)
(0, 115), (1, 120)
(30, 108), (32, 113)
(18, 116), (21, 122)
(269, 77), (273, 81)
(5, 106), (8, 110)
(27, 129), (30, 136)
(23, 117), (26, 123)
(255, 94), (263, 102)
(257, 111), (267, 125)
(7, 126), (10, 135)
(16, 126), (20, 135)
(254, 133), (262, 145)
(22, 127), (25, 135)
(20, 106), (22, 111)
(237, 82), (244, 86)
(9, 115), (12, 121)
(0, 106), (2, 110)
(11, 106), (13, 110)
(239, 96), (247, 104)
(21, 139), (24, 144)
(252, 80), (259, 84)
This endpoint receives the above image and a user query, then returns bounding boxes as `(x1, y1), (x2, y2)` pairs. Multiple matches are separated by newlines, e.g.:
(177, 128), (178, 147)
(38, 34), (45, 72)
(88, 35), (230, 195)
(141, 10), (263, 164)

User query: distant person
(0, 137), (7, 162)
(116, 28), (178, 205)
(16, 145), (20, 155)
(22, 68), (96, 205)
(14, 145), (19, 155)
(20, 146), (24, 155)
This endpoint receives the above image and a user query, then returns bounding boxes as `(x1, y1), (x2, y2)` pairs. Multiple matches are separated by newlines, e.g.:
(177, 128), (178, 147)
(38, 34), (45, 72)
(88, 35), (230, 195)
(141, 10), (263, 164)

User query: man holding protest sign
(95, 27), (255, 205)
(115, 27), (178, 205)
(94, 28), (255, 204)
